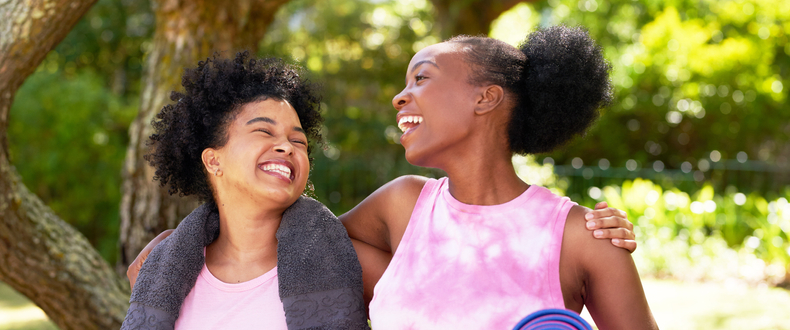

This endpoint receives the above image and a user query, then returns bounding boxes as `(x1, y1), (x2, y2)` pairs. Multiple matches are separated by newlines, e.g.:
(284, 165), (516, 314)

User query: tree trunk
(430, 0), (535, 39)
(0, 0), (131, 329)
(119, 0), (291, 271)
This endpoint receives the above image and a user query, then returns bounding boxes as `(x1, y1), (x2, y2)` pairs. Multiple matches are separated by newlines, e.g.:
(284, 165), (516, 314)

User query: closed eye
(255, 128), (272, 135)
(292, 139), (307, 145)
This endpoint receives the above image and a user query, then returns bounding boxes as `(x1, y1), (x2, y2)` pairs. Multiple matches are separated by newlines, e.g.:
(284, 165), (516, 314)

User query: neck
(437, 107), (528, 205)
(208, 198), (282, 268)
(443, 152), (528, 205)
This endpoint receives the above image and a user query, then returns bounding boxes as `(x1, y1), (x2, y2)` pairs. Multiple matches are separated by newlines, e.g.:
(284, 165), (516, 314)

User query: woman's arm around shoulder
(127, 229), (174, 290)
(560, 205), (658, 330)
(340, 175), (428, 303)
(339, 175), (428, 253)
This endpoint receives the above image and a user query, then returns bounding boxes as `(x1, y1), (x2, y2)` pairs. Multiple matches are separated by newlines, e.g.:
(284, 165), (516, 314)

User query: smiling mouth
(398, 115), (423, 133)
(259, 162), (294, 181)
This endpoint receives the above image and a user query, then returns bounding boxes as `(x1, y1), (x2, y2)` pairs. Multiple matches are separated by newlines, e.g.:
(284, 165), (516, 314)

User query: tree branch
(0, 0), (131, 329)
(430, 0), (537, 39)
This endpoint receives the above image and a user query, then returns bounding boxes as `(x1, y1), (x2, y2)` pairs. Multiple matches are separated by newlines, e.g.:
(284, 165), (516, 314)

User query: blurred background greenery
(4, 0), (789, 327)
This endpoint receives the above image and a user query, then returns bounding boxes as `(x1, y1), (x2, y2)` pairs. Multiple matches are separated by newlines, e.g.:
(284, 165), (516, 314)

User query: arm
(586, 201), (637, 252)
(561, 205), (657, 329)
(339, 175), (427, 301)
(127, 229), (174, 290)
(339, 175), (426, 252)
(350, 238), (392, 306)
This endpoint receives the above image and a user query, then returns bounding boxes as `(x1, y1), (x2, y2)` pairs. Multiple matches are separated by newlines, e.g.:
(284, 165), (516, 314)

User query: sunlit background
(3, 0), (789, 328)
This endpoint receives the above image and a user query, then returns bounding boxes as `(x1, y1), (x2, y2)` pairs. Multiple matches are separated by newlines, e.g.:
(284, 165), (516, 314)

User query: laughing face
(207, 98), (310, 208)
(392, 42), (481, 168)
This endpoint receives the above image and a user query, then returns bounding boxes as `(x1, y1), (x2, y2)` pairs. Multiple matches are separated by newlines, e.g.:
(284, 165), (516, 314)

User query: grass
(2, 279), (790, 329)
(0, 282), (57, 330)
(580, 278), (790, 330)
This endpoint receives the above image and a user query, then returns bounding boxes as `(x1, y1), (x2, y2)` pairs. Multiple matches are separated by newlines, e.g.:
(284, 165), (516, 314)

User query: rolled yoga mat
(512, 308), (593, 330)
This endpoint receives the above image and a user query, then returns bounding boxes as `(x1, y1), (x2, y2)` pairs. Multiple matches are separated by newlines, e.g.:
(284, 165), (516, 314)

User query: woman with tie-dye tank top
(341, 26), (658, 329)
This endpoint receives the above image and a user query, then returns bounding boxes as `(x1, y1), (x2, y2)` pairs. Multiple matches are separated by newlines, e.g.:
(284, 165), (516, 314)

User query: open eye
(415, 75), (427, 82)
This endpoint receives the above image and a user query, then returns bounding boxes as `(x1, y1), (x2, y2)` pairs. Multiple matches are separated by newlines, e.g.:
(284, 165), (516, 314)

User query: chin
(404, 148), (435, 169)
(260, 188), (301, 207)
(403, 147), (420, 166)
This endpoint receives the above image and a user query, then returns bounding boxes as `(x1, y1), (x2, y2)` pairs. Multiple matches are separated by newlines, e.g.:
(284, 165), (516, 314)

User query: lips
(258, 160), (295, 182)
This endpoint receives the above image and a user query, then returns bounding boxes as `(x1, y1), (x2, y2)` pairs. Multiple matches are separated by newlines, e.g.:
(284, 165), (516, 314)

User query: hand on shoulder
(127, 229), (174, 290)
(562, 205), (658, 329)
(585, 201), (637, 252)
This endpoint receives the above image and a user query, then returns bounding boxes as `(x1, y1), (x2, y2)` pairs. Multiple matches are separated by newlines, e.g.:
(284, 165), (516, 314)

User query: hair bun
(509, 25), (612, 154)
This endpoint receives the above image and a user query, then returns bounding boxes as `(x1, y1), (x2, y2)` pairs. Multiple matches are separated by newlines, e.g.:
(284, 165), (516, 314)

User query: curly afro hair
(447, 26), (612, 154)
(145, 51), (323, 204)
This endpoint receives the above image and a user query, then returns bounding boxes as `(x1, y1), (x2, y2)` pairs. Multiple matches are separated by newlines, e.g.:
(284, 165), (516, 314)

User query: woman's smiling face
(392, 42), (481, 168)
(208, 98), (310, 208)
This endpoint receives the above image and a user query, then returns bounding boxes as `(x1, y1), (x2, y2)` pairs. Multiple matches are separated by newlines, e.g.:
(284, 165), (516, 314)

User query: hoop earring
(214, 168), (220, 176)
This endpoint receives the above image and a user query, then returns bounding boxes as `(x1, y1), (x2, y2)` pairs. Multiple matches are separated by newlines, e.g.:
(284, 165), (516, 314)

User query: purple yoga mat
(512, 308), (593, 330)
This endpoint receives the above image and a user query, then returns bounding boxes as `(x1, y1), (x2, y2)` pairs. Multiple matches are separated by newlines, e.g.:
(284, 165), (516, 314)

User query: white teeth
(262, 163), (291, 178)
(397, 116), (423, 132)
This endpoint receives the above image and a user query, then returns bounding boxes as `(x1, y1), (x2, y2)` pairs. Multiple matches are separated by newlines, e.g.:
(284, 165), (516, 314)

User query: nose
(392, 88), (410, 110)
(273, 140), (293, 155)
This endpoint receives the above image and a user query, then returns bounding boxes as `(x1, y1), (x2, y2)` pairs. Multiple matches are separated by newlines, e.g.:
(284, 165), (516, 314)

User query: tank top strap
(394, 176), (444, 257)
(408, 177), (444, 222)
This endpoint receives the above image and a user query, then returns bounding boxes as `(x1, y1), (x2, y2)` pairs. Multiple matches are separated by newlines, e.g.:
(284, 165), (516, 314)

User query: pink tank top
(368, 177), (574, 329)
(174, 262), (287, 330)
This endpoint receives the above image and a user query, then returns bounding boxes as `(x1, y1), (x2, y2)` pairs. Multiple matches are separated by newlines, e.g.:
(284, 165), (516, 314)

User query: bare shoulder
(563, 205), (658, 329)
(382, 175), (430, 197)
(564, 205), (623, 254)
(562, 205), (634, 280)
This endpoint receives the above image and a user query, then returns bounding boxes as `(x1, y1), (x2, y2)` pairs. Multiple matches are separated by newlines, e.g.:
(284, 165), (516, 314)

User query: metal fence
(552, 158), (790, 199)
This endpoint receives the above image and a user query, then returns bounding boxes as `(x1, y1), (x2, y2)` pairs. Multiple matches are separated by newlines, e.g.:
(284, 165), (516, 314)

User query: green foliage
(53, 0), (153, 97)
(533, 0), (790, 186)
(587, 178), (789, 284)
(9, 69), (137, 264)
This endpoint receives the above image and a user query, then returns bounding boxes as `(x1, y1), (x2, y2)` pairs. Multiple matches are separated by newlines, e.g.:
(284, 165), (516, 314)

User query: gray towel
(121, 197), (369, 330)
(277, 196), (368, 329)
(121, 203), (220, 329)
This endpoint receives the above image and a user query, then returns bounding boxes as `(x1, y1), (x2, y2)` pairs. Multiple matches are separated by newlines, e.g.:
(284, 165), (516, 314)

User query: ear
(473, 84), (505, 116)
(201, 148), (220, 175)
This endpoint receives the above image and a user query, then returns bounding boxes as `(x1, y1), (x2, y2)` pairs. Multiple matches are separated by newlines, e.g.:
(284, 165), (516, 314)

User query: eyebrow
(246, 116), (305, 134)
(406, 60), (439, 84)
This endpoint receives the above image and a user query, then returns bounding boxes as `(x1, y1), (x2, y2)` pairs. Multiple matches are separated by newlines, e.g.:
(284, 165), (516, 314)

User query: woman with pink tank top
(340, 26), (658, 329)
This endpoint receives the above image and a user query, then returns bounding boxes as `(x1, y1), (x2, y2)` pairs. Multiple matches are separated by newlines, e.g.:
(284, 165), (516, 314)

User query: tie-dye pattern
(369, 177), (573, 329)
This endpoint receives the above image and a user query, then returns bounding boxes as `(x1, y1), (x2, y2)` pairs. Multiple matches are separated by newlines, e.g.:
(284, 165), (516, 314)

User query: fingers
(127, 259), (142, 290)
(587, 204), (638, 253)
(612, 239), (637, 253)
(585, 215), (634, 231)
(590, 227), (636, 241)
(127, 252), (149, 290)
(585, 207), (628, 222)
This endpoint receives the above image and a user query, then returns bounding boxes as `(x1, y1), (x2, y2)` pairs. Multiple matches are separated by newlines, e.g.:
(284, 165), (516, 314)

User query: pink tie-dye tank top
(368, 177), (574, 329)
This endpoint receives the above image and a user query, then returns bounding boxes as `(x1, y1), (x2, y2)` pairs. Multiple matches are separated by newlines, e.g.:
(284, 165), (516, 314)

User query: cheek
(428, 96), (475, 130)
(296, 152), (311, 180)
